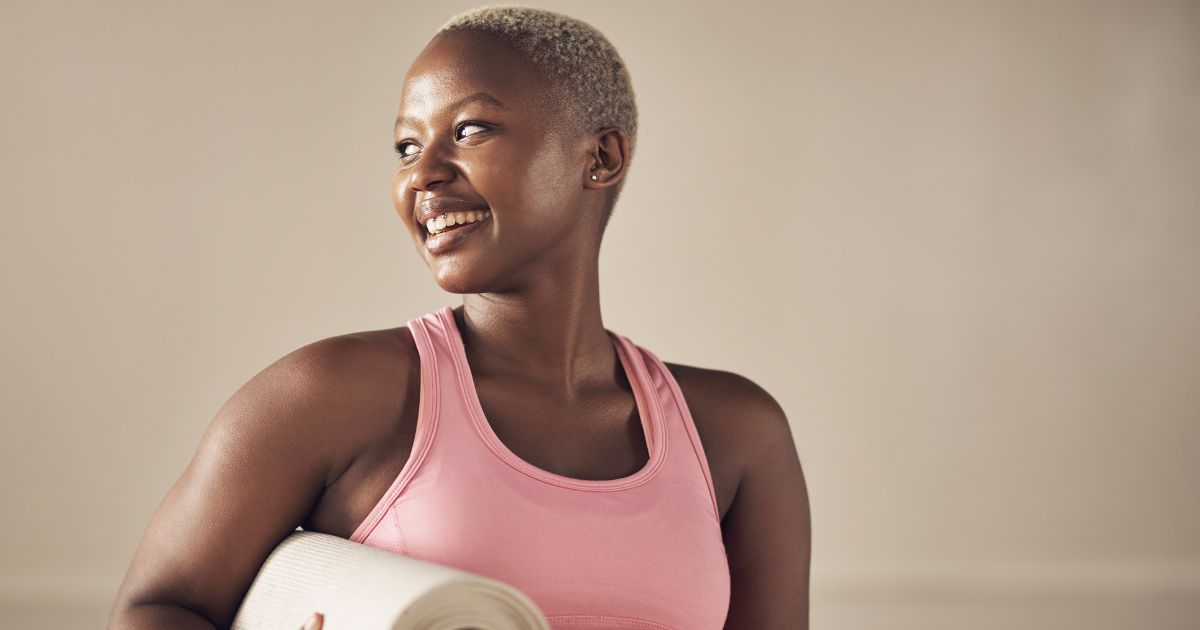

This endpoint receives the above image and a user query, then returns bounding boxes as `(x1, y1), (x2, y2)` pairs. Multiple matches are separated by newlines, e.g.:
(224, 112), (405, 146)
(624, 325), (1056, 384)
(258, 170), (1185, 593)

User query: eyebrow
(394, 92), (508, 131)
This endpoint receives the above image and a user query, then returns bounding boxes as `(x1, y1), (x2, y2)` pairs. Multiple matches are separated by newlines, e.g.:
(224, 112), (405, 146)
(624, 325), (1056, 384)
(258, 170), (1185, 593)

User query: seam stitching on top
(643, 347), (721, 523)
(388, 507), (409, 555)
(350, 315), (441, 543)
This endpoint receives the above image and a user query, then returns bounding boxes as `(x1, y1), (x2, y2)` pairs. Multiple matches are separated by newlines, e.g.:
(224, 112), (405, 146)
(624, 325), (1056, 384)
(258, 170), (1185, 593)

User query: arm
(721, 379), (812, 629)
(108, 336), (388, 629)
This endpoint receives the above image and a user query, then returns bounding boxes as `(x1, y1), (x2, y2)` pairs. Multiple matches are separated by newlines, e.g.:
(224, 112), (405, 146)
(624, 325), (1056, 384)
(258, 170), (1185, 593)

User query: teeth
(426, 210), (490, 236)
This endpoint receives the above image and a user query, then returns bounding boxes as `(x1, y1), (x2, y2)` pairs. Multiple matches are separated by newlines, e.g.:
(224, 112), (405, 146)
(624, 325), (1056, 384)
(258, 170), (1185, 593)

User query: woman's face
(393, 32), (604, 294)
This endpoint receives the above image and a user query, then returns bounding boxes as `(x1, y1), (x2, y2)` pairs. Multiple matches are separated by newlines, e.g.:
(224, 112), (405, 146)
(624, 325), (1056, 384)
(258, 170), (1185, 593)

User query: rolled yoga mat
(231, 529), (550, 630)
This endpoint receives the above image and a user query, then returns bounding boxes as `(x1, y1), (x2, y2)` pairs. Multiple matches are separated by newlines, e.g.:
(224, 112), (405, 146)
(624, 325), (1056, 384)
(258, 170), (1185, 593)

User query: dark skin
(109, 31), (810, 630)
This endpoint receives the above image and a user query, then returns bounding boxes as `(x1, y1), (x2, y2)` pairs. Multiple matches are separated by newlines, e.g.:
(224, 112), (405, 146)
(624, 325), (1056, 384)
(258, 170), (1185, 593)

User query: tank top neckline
(434, 305), (667, 491)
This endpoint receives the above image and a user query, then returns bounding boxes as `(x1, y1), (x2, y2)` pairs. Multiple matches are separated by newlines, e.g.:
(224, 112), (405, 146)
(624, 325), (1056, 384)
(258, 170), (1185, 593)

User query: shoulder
(661, 362), (785, 418)
(247, 325), (420, 486)
(660, 361), (793, 488)
(287, 326), (417, 377)
(662, 361), (791, 446)
(108, 326), (422, 624)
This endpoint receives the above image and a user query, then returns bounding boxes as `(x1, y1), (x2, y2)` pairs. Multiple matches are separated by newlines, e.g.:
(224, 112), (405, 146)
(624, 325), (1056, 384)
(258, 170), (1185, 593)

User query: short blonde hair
(435, 4), (638, 213)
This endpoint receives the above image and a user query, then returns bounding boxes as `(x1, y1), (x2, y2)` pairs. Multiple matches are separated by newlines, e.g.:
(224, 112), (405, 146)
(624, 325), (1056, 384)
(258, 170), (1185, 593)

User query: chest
(307, 364), (741, 538)
(472, 375), (740, 518)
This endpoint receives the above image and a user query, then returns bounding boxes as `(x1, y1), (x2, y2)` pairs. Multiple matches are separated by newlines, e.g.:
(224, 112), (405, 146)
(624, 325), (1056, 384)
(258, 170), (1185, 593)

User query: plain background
(2, 0), (1198, 628)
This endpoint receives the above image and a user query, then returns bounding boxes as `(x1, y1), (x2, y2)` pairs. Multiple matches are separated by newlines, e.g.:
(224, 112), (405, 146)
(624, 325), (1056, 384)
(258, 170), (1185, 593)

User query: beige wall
(2, 0), (1197, 628)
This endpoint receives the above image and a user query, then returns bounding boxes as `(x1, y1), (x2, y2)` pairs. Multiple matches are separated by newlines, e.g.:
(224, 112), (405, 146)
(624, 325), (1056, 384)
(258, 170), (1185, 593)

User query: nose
(407, 140), (458, 194)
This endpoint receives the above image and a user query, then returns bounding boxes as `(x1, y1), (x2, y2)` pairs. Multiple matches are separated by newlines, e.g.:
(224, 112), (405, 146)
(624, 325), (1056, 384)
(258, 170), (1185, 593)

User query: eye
(394, 140), (417, 159)
(456, 120), (488, 140)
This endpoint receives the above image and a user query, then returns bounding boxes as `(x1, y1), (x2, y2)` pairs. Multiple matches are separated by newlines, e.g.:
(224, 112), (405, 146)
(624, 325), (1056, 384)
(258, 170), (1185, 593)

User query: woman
(110, 6), (810, 629)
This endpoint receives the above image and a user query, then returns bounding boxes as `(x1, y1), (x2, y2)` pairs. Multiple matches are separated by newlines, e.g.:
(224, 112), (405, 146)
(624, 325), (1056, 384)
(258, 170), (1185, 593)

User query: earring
(590, 174), (598, 180)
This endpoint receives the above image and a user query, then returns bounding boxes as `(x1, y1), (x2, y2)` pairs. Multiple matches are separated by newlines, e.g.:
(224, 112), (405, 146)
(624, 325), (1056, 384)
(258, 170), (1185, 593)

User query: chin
(429, 260), (503, 295)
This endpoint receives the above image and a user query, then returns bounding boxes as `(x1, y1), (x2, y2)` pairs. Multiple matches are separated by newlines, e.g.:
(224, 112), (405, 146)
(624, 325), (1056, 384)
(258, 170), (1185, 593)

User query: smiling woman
(108, 5), (809, 630)
(391, 12), (636, 293)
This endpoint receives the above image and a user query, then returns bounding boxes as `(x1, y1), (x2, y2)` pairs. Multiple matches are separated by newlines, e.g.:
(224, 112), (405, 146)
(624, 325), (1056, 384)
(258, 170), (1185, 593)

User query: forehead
(396, 33), (552, 129)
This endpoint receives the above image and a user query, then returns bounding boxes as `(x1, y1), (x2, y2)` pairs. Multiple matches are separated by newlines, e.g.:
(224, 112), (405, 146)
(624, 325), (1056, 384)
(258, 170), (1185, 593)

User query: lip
(425, 213), (490, 254)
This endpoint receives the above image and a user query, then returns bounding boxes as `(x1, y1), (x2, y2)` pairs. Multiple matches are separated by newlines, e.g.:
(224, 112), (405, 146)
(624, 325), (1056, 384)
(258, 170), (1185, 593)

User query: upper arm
(110, 335), (390, 627)
(720, 376), (811, 629)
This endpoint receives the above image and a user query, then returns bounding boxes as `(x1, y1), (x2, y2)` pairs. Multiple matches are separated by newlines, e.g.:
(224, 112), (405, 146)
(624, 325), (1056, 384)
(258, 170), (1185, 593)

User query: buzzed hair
(434, 4), (638, 217)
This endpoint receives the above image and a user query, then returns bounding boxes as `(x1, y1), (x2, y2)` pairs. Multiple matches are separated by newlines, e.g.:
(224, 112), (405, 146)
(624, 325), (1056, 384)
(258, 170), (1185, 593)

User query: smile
(425, 211), (491, 254)
(425, 209), (490, 235)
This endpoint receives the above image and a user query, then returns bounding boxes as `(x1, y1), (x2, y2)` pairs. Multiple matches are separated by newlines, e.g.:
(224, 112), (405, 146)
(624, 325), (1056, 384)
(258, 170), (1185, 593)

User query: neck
(455, 260), (616, 401)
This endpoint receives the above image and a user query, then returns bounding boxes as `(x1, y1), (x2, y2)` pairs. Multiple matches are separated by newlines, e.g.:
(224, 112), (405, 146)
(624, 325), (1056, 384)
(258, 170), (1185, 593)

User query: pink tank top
(349, 306), (731, 629)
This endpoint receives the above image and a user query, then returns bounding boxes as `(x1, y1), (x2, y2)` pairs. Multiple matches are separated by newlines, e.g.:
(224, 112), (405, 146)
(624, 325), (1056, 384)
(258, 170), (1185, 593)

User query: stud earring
(590, 174), (598, 180)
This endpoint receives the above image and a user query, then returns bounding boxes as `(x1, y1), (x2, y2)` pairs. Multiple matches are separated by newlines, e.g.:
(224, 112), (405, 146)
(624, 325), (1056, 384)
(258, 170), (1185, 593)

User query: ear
(584, 126), (629, 190)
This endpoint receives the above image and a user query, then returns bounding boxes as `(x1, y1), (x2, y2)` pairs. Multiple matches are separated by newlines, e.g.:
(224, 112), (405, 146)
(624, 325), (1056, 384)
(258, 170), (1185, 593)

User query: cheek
(491, 142), (576, 223)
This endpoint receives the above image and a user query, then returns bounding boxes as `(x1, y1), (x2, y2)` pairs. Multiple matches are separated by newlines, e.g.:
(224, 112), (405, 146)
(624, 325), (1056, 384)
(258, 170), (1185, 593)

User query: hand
(299, 611), (324, 629)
